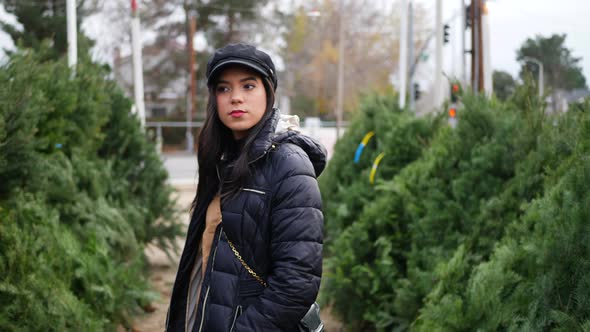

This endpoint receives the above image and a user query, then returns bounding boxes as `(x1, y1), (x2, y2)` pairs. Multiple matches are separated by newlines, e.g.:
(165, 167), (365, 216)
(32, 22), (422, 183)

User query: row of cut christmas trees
(319, 80), (590, 331)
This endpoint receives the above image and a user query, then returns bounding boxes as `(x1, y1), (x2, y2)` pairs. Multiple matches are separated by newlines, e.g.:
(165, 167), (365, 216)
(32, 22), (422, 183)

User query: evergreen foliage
(319, 93), (438, 244)
(415, 103), (590, 331)
(319, 93), (439, 330)
(320, 83), (590, 331)
(0, 47), (181, 330)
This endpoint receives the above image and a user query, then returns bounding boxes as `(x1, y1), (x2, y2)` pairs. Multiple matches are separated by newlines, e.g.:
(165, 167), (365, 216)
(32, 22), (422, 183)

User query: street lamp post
(522, 56), (544, 98)
(335, 0), (344, 138)
(307, 8), (322, 119)
(66, 0), (77, 73)
(131, 0), (146, 127)
(399, 0), (409, 109)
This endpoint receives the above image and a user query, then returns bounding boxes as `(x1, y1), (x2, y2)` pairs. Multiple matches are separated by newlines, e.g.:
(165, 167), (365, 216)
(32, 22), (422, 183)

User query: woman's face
(215, 65), (267, 140)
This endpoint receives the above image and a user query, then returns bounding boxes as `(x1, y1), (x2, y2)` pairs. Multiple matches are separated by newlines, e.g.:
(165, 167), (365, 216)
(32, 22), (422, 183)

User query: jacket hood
(249, 109), (327, 177)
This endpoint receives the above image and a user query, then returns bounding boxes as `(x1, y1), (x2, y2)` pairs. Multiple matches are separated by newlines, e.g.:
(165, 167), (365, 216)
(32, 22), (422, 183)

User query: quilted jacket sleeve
(234, 144), (323, 331)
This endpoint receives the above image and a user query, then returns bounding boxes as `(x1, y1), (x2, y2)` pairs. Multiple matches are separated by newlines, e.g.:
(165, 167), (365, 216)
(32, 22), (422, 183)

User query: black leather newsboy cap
(206, 43), (278, 91)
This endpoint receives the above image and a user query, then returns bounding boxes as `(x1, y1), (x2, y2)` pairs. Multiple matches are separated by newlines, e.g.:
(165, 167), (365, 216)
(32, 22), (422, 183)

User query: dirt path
(130, 185), (343, 331)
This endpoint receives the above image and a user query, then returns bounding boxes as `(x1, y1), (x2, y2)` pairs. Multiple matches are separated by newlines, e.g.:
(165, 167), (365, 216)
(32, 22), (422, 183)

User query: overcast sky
(427, 0), (590, 83)
(2, 1), (589, 86)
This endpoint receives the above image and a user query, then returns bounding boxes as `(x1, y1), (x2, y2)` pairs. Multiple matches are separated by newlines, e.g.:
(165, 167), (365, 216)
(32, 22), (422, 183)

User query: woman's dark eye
(216, 86), (230, 93)
(244, 83), (256, 90)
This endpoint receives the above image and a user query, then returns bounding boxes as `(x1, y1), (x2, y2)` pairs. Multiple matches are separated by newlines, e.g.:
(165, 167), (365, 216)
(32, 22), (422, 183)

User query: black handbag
(226, 232), (324, 332)
(298, 302), (324, 332)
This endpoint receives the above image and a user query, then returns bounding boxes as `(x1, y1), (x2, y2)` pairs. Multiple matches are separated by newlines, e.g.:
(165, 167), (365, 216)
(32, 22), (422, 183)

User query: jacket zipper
(229, 305), (243, 331)
(241, 188), (266, 195)
(215, 164), (222, 181)
(248, 144), (275, 165)
(197, 286), (210, 332)
(197, 227), (223, 332)
(216, 144), (275, 183)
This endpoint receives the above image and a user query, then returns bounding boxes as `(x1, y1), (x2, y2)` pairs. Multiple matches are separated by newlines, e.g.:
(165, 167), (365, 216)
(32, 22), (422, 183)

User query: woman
(166, 43), (326, 332)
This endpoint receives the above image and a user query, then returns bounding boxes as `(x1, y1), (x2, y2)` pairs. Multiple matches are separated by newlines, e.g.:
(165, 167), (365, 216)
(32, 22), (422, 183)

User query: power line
(190, 3), (262, 13)
(3, 0), (67, 6)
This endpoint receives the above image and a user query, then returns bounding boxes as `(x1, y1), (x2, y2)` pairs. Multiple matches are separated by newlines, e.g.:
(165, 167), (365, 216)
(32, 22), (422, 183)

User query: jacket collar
(247, 108), (327, 176)
(219, 108), (327, 177)
(246, 107), (280, 163)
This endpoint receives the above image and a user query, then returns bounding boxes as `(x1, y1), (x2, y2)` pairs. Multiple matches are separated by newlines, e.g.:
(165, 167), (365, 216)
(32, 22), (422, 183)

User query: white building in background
(551, 89), (590, 113)
(0, 3), (22, 63)
(113, 40), (188, 119)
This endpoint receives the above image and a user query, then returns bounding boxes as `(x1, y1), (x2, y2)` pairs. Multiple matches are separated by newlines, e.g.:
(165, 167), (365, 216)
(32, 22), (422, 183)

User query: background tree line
(0, 0), (431, 121)
(493, 33), (587, 103)
(2, 1), (587, 120)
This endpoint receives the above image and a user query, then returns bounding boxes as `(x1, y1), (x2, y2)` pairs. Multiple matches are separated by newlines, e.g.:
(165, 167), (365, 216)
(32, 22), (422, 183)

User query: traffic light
(450, 83), (461, 103)
(414, 83), (421, 101)
(449, 107), (457, 118)
(443, 24), (450, 44)
(448, 107), (458, 128)
(449, 82), (460, 128)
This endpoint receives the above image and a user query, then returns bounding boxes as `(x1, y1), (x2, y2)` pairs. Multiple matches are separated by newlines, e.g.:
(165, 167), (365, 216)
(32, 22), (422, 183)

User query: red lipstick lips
(230, 110), (246, 118)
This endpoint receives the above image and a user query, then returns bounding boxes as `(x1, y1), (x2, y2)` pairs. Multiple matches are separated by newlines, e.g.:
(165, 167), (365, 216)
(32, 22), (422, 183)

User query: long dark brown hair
(190, 70), (276, 217)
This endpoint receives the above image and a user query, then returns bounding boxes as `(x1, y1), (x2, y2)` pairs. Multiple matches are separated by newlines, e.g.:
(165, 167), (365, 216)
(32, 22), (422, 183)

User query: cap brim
(207, 59), (269, 85)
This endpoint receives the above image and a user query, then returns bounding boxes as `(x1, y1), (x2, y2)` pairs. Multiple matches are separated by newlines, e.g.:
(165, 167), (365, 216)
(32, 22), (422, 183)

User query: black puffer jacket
(167, 109), (327, 331)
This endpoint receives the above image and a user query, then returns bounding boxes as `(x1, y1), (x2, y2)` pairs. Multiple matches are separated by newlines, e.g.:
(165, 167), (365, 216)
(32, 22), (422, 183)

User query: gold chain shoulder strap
(225, 233), (268, 288)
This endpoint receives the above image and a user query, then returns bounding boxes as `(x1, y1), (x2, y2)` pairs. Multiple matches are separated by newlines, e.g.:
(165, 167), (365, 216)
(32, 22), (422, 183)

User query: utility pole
(471, 0), (484, 92)
(451, 21), (456, 78)
(482, 3), (492, 96)
(335, 0), (344, 138)
(281, 0), (297, 116)
(66, 0), (77, 73)
(131, 0), (146, 127)
(538, 61), (544, 98)
(461, 0), (467, 85)
(398, 0), (409, 109)
(408, 1), (416, 112)
(471, 0), (476, 92)
(434, 0), (443, 106)
(186, 11), (196, 152)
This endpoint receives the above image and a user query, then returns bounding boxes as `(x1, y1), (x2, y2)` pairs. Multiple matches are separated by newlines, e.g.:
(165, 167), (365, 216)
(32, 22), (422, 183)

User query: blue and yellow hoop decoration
(354, 131), (375, 164)
(369, 152), (386, 185)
